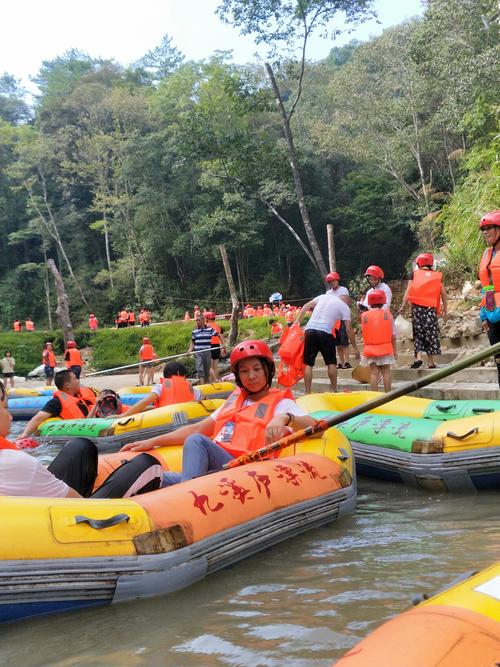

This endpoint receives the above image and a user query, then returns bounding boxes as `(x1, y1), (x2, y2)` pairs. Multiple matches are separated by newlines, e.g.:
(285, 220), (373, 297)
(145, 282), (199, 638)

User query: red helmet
(365, 265), (384, 279)
(66, 340), (76, 349)
(480, 210), (500, 228)
(143, 337), (150, 344)
(367, 289), (386, 306)
(325, 272), (340, 282)
(205, 311), (215, 320)
(416, 253), (434, 268)
(230, 340), (275, 391)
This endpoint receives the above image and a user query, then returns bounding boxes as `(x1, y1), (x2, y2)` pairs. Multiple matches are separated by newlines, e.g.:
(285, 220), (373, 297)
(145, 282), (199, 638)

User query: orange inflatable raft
(336, 563), (500, 666)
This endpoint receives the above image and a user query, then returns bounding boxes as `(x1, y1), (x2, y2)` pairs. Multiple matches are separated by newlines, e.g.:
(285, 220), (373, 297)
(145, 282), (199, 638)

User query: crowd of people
(2, 210), (500, 502)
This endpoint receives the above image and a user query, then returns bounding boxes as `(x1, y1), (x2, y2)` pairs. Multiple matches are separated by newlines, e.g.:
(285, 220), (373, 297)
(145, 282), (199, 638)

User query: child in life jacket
(123, 362), (202, 417)
(120, 340), (316, 485)
(138, 337), (157, 386)
(360, 289), (397, 392)
(89, 389), (126, 418)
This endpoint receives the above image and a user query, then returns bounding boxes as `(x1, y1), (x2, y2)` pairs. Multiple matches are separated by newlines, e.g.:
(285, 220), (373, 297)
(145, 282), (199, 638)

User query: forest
(0, 0), (498, 329)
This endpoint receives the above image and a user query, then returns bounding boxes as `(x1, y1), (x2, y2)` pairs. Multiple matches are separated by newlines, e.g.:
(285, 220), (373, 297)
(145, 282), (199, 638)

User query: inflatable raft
(336, 562), (500, 666)
(8, 381), (235, 420)
(0, 430), (355, 624)
(36, 399), (225, 452)
(300, 391), (500, 421)
(297, 394), (500, 491)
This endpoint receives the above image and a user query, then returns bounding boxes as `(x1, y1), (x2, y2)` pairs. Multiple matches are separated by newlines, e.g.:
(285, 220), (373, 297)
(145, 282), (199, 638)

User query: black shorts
(2, 372), (14, 378)
(487, 321), (500, 360)
(334, 320), (349, 347)
(44, 365), (55, 379)
(211, 344), (221, 360)
(303, 329), (337, 367)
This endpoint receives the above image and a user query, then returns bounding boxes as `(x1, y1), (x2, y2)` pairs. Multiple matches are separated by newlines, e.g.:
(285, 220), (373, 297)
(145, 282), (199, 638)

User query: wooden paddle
(223, 340), (500, 469)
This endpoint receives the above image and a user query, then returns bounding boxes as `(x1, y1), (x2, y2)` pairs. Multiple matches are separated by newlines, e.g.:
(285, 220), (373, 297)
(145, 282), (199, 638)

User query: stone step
(300, 377), (500, 401)
(315, 351), (459, 368)
(323, 366), (498, 384)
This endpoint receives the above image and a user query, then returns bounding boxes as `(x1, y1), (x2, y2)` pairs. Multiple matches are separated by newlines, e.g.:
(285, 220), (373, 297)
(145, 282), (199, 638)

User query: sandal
(428, 364), (437, 369)
(344, 362), (352, 369)
(337, 363), (345, 369)
(410, 360), (423, 369)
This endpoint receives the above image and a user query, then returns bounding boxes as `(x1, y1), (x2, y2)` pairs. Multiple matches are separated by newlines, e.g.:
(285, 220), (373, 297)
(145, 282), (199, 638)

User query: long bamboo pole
(223, 341), (500, 469)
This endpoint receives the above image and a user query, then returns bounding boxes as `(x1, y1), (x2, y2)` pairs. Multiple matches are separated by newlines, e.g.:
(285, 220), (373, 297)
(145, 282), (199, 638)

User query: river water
(2, 423), (499, 666)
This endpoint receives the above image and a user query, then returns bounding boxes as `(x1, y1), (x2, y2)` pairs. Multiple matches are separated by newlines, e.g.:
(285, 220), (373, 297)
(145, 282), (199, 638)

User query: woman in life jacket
(360, 289), (397, 392)
(42, 341), (57, 386)
(64, 340), (84, 379)
(399, 253), (448, 369)
(120, 340), (315, 485)
(477, 210), (500, 387)
(122, 362), (201, 417)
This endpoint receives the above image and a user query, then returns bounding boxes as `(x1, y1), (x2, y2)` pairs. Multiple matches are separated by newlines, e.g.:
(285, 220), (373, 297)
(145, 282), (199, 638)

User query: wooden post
(47, 259), (74, 344)
(219, 245), (240, 347)
(327, 224), (337, 272)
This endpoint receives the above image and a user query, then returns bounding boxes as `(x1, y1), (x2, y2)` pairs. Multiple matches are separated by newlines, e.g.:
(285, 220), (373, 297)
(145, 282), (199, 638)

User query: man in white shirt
(296, 289), (360, 393)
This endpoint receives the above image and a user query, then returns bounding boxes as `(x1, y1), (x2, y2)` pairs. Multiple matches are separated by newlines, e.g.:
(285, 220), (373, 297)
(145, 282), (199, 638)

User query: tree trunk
(265, 62), (327, 278)
(43, 249), (53, 330)
(103, 210), (114, 289)
(219, 245), (239, 347)
(327, 224), (337, 273)
(47, 259), (74, 344)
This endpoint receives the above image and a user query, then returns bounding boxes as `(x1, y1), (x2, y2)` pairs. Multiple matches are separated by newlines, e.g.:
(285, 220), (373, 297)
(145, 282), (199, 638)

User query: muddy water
(2, 423), (499, 666)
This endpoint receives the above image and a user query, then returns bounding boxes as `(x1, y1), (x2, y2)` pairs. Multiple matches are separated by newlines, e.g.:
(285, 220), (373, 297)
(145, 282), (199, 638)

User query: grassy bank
(0, 318), (281, 375)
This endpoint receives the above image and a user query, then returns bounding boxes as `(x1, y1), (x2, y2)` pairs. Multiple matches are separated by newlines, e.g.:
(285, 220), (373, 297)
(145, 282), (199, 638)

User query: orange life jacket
(212, 387), (294, 458)
(361, 309), (394, 357)
(119, 310), (128, 322)
(210, 322), (221, 344)
(25, 320), (34, 331)
(65, 348), (83, 368)
(13, 321), (21, 332)
(42, 349), (56, 367)
(0, 436), (18, 450)
(53, 387), (96, 420)
(271, 322), (283, 335)
(331, 319), (341, 335)
(479, 247), (500, 307)
(263, 306), (271, 316)
(128, 312), (135, 323)
(408, 269), (442, 311)
(183, 312), (191, 321)
(157, 376), (194, 407)
(285, 310), (294, 323)
(88, 316), (98, 330)
(142, 310), (151, 322)
(139, 344), (154, 361)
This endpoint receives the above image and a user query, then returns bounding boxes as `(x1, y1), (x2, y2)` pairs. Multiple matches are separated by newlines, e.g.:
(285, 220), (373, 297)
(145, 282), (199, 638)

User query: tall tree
(217, 0), (375, 279)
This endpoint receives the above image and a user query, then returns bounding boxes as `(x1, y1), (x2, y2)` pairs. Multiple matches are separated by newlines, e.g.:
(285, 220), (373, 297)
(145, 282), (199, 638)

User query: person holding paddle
(120, 340), (315, 484)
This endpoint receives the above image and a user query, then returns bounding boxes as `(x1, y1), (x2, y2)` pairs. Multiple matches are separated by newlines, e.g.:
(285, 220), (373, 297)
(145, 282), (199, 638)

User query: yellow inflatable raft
(0, 427), (355, 624)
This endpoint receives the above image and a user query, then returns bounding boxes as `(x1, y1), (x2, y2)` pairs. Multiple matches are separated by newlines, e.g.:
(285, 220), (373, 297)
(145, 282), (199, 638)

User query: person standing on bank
(42, 341), (57, 386)
(325, 271), (352, 369)
(296, 282), (360, 394)
(477, 210), (500, 387)
(64, 340), (84, 379)
(360, 290), (397, 392)
(399, 253), (448, 369)
(358, 265), (392, 311)
(189, 313), (217, 384)
(0, 351), (15, 389)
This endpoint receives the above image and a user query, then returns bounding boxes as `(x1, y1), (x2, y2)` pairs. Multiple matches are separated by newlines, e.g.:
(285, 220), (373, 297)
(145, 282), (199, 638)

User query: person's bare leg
(369, 364), (379, 391)
(304, 365), (313, 393)
(327, 363), (338, 392)
(341, 346), (350, 366)
(9, 376), (15, 388)
(138, 366), (145, 386)
(337, 346), (346, 366)
(427, 354), (436, 368)
(209, 360), (218, 382)
(381, 365), (391, 392)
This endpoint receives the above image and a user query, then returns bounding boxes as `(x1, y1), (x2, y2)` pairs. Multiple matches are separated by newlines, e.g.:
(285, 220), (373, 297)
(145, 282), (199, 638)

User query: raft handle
(471, 408), (494, 414)
(75, 513), (130, 530)
(435, 404), (455, 413)
(337, 447), (350, 462)
(445, 427), (479, 440)
(116, 418), (135, 427)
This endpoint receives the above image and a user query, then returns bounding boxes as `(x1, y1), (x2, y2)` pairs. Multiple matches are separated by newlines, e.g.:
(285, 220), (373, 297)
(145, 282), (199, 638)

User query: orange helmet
(365, 265), (384, 279)
(480, 210), (500, 228)
(367, 289), (386, 306)
(142, 337), (150, 344)
(326, 272), (340, 282)
(416, 253), (434, 268)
